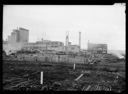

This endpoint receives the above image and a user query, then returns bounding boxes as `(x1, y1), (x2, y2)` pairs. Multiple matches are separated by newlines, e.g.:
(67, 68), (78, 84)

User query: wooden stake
(75, 73), (84, 81)
(41, 71), (43, 84)
(73, 63), (76, 70)
(86, 85), (91, 91)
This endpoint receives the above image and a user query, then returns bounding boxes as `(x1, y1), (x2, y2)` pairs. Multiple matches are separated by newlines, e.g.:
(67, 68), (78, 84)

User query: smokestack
(88, 40), (90, 50)
(66, 31), (69, 47)
(67, 32), (69, 46)
(79, 32), (81, 50)
(65, 31), (69, 53)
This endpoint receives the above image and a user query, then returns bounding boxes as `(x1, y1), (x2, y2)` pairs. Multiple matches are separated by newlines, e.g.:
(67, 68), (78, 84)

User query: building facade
(22, 40), (65, 53)
(8, 27), (29, 44)
(17, 27), (29, 43)
(66, 45), (80, 53)
(88, 43), (107, 54)
(8, 30), (18, 43)
(3, 27), (29, 55)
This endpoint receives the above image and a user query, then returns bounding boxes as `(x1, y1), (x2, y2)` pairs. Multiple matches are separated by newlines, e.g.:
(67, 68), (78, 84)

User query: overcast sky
(3, 4), (125, 50)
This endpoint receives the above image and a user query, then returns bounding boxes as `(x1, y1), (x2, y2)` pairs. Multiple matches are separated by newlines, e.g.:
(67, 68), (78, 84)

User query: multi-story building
(37, 40), (64, 47)
(8, 30), (17, 43)
(8, 27), (29, 44)
(3, 27), (29, 55)
(22, 39), (65, 53)
(17, 27), (29, 43)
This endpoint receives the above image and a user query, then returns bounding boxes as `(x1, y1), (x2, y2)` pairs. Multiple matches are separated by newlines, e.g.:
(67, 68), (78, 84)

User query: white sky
(3, 4), (125, 50)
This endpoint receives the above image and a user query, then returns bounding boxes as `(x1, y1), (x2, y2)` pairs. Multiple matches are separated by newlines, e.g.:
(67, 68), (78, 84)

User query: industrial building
(3, 27), (29, 55)
(3, 27), (108, 56)
(22, 39), (65, 53)
(8, 27), (29, 43)
(7, 27), (29, 44)
(65, 43), (80, 53)
(88, 42), (107, 54)
(65, 32), (81, 54)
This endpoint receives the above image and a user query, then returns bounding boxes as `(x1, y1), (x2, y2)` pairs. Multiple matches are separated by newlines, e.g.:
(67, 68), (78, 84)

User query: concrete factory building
(88, 42), (107, 54)
(3, 27), (29, 55)
(22, 39), (65, 52)
(22, 39), (80, 54)
(8, 27), (29, 43)
(65, 42), (80, 53)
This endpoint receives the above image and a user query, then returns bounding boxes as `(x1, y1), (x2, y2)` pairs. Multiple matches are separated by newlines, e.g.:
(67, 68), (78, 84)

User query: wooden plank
(85, 85), (91, 91)
(75, 74), (84, 81)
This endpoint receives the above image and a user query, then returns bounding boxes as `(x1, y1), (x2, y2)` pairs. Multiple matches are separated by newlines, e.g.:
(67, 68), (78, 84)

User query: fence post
(41, 71), (43, 84)
(73, 63), (76, 70)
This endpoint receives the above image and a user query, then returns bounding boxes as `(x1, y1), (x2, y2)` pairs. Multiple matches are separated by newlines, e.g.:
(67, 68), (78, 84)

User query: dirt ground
(3, 59), (125, 92)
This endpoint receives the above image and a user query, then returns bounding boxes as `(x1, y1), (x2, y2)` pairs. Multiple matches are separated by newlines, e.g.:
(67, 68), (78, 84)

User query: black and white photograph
(3, 4), (126, 92)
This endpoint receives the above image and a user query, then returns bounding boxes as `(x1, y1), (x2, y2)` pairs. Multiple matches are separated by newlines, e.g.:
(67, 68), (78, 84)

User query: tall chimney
(88, 40), (90, 50)
(79, 32), (81, 50)
(66, 31), (69, 47)
(65, 31), (69, 53)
